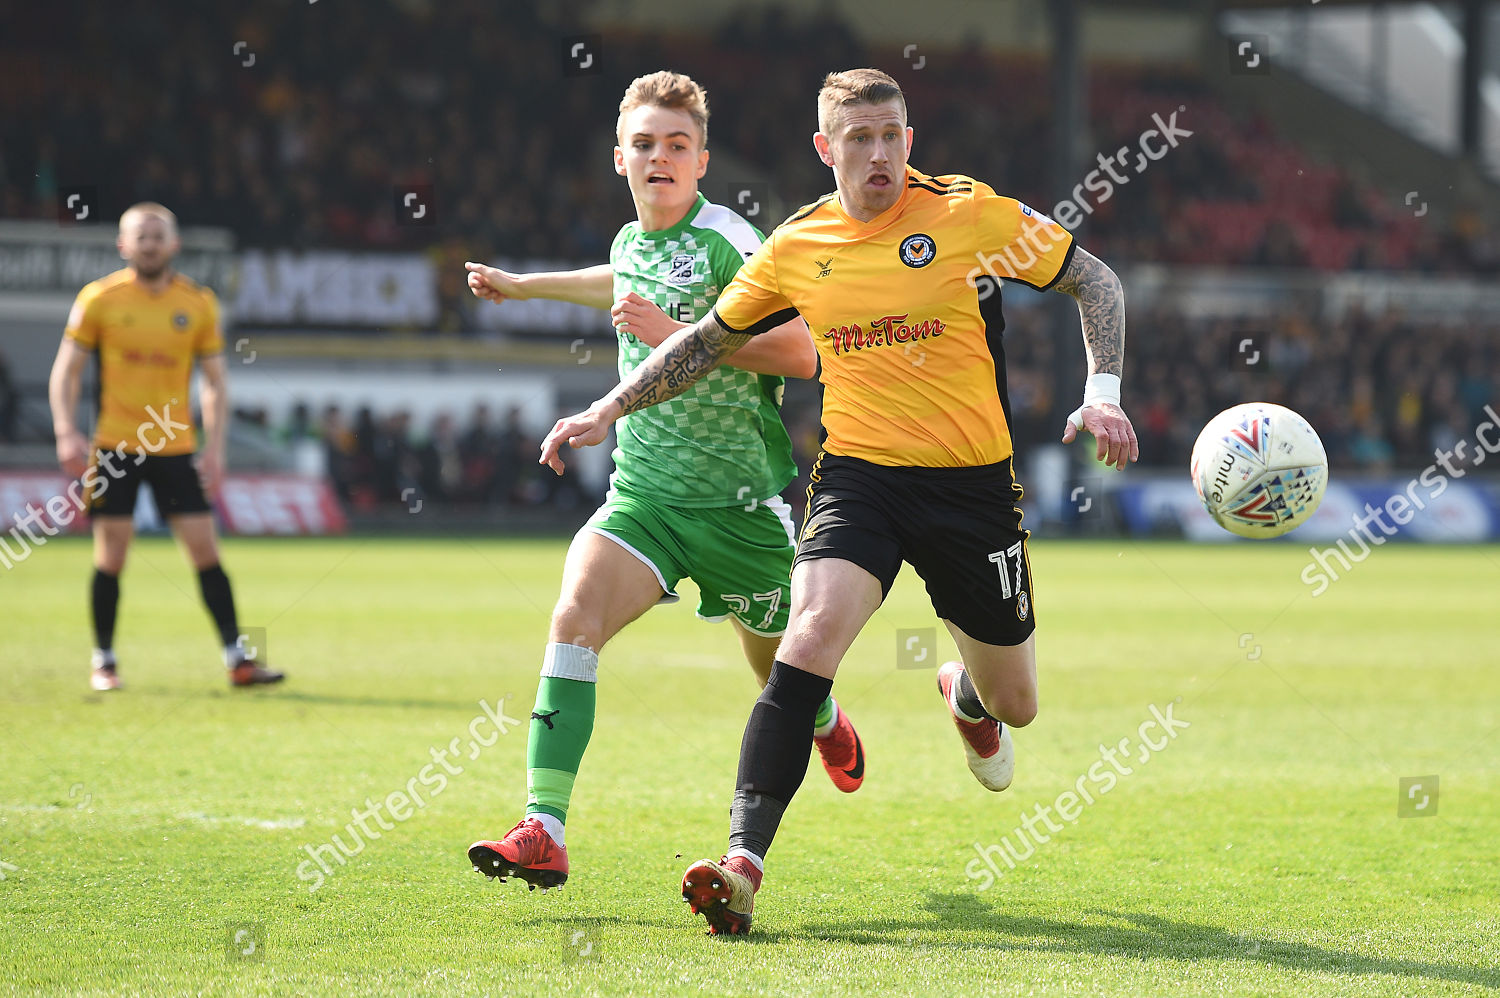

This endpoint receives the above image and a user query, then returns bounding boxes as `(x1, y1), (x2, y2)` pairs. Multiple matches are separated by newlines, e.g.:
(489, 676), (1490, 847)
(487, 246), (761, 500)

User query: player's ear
(613, 145), (626, 177)
(905, 126), (914, 156)
(695, 146), (709, 179)
(813, 132), (835, 168)
(116, 234), (128, 261)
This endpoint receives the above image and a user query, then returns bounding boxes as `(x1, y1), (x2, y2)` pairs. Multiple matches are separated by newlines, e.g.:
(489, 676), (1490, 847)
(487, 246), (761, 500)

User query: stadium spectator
(277, 303), (1498, 512)
(0, 349), (17, 442)
(416, 413), (464, 503)
(0, 1), (1472, 275)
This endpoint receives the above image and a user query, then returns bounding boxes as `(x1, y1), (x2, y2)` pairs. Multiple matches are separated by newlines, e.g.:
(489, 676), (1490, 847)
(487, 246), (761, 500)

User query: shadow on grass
(231, 690), (481, 712)
(749, 893), (1500, 989)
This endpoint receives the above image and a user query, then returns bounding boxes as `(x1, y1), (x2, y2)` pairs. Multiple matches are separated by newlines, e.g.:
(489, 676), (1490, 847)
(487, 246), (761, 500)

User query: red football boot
(230, 660), (285, 686)
(813, 705), (865, 793)
(936, 661), (1014, 791)
(681, 856), (759, 935)
(468, 817), (568, 891)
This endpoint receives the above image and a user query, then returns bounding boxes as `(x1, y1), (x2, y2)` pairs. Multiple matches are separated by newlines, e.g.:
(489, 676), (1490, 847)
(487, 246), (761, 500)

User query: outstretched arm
(465, 262), (615, 310)
(610, 292), (816, 379)
(1050, 246), (1137, 470)
(1052, 245), (1124, 378)
(539, 314), (751, 474)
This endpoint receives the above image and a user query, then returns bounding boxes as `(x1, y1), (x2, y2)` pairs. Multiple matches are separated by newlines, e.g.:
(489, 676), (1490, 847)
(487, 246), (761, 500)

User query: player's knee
(778, 609), (836, 670)
(1001, 697), (1038, 728)
(94, 541), (129, 574)
(549, 601), (605, 652)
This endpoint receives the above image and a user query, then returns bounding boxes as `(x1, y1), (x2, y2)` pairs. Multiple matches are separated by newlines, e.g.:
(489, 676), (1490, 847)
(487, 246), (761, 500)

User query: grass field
(2, 535), (1498, 996)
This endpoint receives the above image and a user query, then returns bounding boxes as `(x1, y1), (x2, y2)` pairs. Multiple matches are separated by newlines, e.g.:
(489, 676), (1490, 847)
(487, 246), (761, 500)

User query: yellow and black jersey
(712, 166), (1075, 468)
(65, 269), (221, 456)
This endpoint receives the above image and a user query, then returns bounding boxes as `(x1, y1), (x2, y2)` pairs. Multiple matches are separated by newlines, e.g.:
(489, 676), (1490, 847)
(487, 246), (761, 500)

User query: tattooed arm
(1051, 245), (1138, 470)
(1051, 245), (1124, 378)
(539, 314), (751, 474)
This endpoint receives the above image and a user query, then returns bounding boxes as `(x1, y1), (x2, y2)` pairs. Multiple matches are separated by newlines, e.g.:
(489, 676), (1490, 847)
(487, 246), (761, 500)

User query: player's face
(816, 102), (913, 222)
(614, 105), (709, 221)
(118, 215), (179, 279)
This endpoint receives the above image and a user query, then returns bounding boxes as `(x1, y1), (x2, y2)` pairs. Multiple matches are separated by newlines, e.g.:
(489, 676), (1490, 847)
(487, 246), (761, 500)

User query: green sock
(525, 676), (596, 822)
(812, 694), (837, 735)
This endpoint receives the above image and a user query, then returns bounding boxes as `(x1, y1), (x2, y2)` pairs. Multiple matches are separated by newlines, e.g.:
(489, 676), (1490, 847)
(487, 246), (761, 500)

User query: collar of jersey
(830, 166), (920, 233)
(636, 193), (707, 240)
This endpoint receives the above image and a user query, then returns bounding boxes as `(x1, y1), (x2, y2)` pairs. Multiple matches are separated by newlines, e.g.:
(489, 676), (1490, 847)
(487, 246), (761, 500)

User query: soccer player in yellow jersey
(541, 68), (1138, 934)
(48, 203), (283, 691)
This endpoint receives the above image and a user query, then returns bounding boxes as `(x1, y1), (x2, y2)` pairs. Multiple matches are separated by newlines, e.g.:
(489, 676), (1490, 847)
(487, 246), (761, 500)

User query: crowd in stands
(251, 402), (588, 514)
(7, 1), (1498, 516)
(239, 304), (1497, 515)
(1008, 305), (1499, 476)
(5, 1), (1497, 279)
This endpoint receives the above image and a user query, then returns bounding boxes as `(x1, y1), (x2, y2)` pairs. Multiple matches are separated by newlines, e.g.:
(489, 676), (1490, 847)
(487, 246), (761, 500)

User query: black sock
(91, 569), (120, 651)
(728, 661), (833, 862)
(196, 564), (239, 647)
(955, 668), (1000, 723)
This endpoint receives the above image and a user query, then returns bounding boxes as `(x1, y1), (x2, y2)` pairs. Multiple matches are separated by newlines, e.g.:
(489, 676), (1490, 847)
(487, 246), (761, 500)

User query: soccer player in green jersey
(462, 72), (866, 891)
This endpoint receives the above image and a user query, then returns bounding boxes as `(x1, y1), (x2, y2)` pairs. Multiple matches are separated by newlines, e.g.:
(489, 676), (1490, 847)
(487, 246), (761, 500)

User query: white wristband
(1082, 373), (1121, 408)
(1067, 373), (1121, 430)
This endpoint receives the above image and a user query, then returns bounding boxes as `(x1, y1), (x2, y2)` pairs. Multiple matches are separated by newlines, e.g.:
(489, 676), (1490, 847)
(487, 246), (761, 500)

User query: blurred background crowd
(222, 303), (1497, 517)
(3, 0), (1497, 516)
(7, 2), (1495, 271)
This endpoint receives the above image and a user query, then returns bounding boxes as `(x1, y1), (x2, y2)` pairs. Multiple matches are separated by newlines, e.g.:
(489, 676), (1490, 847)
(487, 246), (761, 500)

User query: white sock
(540, 642), (599, 682)
(530, 811), (566, 847)
(724, 847), (764, 872)
(223, 644), (245, 668)
(812, 699), (839, 739)
(91, 648), (115, 669)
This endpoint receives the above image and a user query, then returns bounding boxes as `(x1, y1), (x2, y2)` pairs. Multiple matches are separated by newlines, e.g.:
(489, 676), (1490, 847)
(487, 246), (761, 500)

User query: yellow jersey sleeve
(196, 288), (225, 356)
(709, 233), (799, 336)
(973, 187), (1076, 291)
(64, 284), (102, 351)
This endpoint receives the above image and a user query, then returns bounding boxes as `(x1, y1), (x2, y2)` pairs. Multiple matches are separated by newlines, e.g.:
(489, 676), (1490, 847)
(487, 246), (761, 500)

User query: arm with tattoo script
(539, 314), (751, 474)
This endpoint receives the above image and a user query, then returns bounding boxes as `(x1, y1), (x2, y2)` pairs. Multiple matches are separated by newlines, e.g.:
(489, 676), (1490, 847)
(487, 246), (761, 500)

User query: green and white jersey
(607, 194), (797, 508)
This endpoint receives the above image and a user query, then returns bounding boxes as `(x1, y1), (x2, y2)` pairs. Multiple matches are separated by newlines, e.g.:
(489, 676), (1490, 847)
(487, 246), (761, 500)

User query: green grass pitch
(2, 536), (1497, 996)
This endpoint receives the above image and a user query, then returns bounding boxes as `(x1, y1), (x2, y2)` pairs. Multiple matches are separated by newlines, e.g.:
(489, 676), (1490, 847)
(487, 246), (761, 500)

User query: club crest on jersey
(1016, 590), (1030, 621)
(664, 253), (696, 286)
(172, 311), (190, 330)
(899, 233), (936, 269)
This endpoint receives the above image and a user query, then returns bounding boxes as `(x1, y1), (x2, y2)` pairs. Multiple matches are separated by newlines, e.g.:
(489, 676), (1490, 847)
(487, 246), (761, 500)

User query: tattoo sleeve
(1051, 246), (1125, 378)
(609, 315), (752, 416)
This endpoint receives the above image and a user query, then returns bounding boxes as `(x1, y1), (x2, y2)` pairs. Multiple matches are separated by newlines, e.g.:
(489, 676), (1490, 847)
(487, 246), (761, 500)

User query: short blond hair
(119, 202), (178, 237)
(617, 71), (710, 148)
(817, 68), (906, 135)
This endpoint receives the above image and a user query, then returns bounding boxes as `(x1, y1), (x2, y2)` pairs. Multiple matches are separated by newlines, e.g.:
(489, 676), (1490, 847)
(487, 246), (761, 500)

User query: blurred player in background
(462, 71), (866, 892)
(540, 68), (1137, 933)
(48, 203), (283, 691)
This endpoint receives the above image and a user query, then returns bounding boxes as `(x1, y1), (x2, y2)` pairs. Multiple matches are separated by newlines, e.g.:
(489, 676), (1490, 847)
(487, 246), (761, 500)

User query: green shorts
(583, 489), (796, 636)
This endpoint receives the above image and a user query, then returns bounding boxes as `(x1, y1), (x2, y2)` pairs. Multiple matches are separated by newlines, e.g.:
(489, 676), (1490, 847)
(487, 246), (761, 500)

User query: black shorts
(86, 450), (212, 518)
(795, 453), (1035, 646)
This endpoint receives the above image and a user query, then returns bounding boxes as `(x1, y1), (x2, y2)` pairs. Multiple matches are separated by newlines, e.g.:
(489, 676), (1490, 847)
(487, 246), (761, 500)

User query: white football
(1189, 402), (1328, 538)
